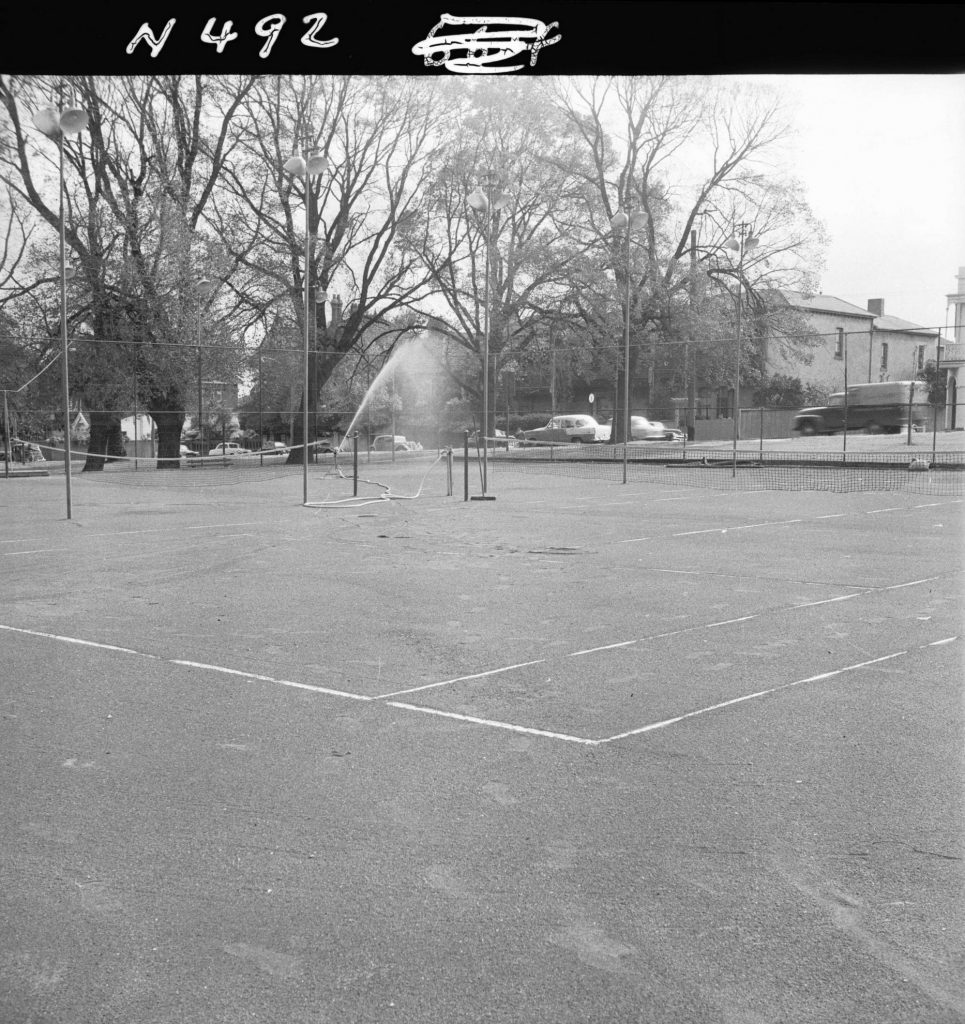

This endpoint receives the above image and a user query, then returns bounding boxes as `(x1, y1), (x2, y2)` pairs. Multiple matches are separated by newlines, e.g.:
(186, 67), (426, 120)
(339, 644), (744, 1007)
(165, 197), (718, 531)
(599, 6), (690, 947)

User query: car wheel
(798, 421), (817, 436)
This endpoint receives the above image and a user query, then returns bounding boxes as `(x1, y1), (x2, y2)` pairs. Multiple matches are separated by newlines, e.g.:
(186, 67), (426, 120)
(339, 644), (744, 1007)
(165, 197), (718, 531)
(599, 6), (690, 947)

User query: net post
(463, 430), (469, 501)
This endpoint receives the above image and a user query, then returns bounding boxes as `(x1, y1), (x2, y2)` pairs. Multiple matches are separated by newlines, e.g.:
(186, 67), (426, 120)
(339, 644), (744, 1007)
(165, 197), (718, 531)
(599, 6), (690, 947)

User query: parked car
(179, 445), (199, 458)
(520, 415), (608, 444)
(628, 416), (684, 441)
(792, 381), (930, 436)
(372, 434), (421, 452)
(468, 428), (515, 449)
(208, 441), (248, 456)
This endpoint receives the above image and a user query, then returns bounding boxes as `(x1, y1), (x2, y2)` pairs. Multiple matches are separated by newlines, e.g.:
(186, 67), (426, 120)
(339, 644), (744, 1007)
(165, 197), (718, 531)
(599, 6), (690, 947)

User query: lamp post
(195, 277), (215, 456)
(609, 208), (648, 485)
(33, 92), (89, 519)
(468, 171), (511, 499)
(723, 223), (759, 477)
(282, 148), (329, 505)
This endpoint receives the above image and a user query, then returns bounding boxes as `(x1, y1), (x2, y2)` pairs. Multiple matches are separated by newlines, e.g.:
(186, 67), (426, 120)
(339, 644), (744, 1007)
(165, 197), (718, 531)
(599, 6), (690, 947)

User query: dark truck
(792, 381), (931, 436)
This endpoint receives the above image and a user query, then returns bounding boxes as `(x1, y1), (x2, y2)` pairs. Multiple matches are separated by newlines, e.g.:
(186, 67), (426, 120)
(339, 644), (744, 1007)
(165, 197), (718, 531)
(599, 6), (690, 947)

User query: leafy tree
(0, 74), (257, 468)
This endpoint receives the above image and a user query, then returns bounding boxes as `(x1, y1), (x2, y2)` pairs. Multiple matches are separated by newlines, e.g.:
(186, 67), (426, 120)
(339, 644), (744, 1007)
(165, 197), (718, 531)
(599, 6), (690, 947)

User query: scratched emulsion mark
(411, 14), (561, 74)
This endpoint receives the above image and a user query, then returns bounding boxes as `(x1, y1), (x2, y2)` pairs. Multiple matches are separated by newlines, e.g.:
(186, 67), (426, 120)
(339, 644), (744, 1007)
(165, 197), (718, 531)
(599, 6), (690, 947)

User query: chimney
(867, 299), (884, 316)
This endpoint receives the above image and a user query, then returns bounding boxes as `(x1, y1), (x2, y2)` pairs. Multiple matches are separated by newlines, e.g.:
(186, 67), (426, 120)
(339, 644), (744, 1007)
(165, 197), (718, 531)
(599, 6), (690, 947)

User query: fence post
(906, 381), (915, 445)
(463, 430), (469, 501)
(446, 447), (453, 496)
(352, 431), (359, 496)
(759, 406), (764, 460)
(2, 391), (9, 479)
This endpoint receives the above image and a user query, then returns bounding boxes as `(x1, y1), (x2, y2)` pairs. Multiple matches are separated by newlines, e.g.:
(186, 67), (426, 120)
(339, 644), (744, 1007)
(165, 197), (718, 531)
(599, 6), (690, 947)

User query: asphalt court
(2, 471), (961, 750)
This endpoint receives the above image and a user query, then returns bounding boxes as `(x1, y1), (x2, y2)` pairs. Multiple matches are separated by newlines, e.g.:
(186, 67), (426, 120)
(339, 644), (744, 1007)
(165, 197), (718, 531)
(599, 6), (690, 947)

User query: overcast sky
(738, 74), (964, 333)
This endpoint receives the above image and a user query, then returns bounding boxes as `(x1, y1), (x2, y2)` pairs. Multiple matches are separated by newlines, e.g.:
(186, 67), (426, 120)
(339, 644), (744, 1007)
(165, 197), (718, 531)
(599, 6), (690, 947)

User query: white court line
(385, 701), (596, 745)
(170, 660), (372, 701)
(569, 614), (758, 657)
(884, 575), (943, 591)
(596, 650), (911, 744)
(0, 623), (157, 657)
(4, 548), (69, 556)
(374, 659), (546, 699)
(2, 621), (958, 747)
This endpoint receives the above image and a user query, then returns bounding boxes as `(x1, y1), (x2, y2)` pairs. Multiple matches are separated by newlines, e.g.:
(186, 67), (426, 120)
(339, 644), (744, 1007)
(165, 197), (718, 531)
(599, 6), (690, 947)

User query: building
(943, 266), (965, 429)
(765, 291), (942, 394)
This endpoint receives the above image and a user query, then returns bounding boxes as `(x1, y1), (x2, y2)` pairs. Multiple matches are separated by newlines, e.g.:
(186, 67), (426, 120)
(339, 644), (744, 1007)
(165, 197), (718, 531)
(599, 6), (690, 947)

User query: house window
(834, 332), (844, 359)
(880, 342), (889, 370)
(917, 345), (925, 371)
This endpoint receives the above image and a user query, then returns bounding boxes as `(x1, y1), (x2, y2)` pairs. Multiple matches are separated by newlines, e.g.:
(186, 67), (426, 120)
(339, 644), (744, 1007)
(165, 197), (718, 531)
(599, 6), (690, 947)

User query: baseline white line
(385, 701), (597, 745)
(374, 659), (546, 699)
(597, 650), (910, 744)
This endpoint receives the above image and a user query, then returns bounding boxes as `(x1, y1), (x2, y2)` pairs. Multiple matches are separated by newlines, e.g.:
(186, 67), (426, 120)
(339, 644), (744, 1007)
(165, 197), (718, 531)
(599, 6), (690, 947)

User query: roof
(871, 313), (940, 338)
(779, 290), (874, 319)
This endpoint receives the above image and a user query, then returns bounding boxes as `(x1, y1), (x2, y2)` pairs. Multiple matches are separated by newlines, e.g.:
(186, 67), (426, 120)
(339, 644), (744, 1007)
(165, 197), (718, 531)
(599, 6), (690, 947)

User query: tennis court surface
(2, 463), (963, 1023)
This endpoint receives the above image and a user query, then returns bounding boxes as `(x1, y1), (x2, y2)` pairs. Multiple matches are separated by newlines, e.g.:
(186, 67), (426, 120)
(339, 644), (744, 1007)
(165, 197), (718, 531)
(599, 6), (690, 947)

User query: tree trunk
(83, 410), (125, 471)
(285, 349), (321, 465)
(151, 409), (185, 469)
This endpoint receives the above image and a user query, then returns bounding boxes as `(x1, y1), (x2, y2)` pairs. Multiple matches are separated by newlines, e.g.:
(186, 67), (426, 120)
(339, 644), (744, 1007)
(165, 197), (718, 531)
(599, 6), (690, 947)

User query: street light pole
(468, 171), (510, 500)
(282, 149), (328, 505)
(724, 223), (759, 477)
(196, 278), (215, 456)
(33, 91), (89, 519)
(610, 208), (648, 485)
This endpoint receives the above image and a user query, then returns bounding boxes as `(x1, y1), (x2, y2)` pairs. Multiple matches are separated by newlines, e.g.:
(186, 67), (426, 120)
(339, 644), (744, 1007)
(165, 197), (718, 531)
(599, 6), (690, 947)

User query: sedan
(628, 416), (684, 441)
(208, 442), (247, 456)
(520, 415), (608, 444)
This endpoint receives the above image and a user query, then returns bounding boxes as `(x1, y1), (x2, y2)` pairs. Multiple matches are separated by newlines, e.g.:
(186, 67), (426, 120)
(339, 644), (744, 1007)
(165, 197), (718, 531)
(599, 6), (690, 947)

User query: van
(792, 381), (931, 435)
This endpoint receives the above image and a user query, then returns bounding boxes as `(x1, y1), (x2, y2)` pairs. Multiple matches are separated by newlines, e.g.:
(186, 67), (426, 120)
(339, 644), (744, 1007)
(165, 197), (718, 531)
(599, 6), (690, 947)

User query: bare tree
(211, 75), (450, 463)
(550, 75), (827, 433)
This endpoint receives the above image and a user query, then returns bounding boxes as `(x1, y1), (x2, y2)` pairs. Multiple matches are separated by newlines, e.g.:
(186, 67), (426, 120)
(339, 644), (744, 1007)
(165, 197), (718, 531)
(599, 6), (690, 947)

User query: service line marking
(1, 622), (958, 747)
(374, 659), (546, 700)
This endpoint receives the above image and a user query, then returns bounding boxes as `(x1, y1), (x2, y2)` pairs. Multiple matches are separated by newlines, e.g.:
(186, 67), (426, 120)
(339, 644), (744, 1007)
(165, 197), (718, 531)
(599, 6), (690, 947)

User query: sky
(736, 74), (964, 334)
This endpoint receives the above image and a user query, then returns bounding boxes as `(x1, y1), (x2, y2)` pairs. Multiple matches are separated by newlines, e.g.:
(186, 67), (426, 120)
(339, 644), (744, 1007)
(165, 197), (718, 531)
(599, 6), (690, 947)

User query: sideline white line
(4, 548), (69, 556)
(385, 701), (596, 745)
(374, 659), (546, 699)
(170, 660), (372, 701)
(0, 623), (157, 657)
(597, 650), (910, 744)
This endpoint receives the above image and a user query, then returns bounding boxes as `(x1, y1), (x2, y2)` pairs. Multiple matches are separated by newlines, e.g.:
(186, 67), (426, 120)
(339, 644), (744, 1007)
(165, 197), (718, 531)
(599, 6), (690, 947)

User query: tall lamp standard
(468, 172), (511, 500)
(195, 278), (215, 455)
(33, 94), (89, 520)
(282, 149), (329, 505)
(609, 208), (648, 485)
(723, 223), (759, 477)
